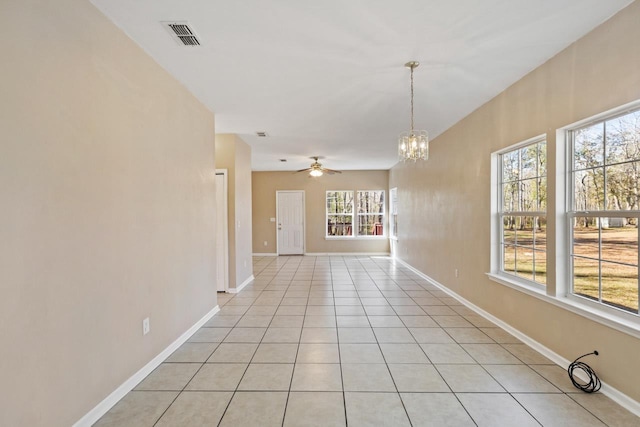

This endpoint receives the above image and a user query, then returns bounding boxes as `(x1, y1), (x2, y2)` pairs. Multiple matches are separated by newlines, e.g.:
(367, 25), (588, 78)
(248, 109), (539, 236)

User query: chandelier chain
(410, 65), (415, 132)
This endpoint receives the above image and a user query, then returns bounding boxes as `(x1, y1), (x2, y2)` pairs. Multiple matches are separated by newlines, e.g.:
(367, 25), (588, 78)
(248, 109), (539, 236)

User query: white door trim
(276, 190), (305, 255)
(215, 169), (229, 292)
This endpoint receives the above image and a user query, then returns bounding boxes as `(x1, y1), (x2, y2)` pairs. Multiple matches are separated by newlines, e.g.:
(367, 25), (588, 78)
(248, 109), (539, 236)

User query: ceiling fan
(295, 156), (342, 177)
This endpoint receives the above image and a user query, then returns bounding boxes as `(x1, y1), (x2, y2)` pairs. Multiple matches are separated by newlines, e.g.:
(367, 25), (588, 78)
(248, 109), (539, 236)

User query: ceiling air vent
(161, 21), (201, 46)
(256, 132), (268, 137)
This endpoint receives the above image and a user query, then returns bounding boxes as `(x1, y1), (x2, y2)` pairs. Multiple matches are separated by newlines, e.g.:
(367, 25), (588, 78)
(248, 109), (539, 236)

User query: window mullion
(603, 120), (608, 210)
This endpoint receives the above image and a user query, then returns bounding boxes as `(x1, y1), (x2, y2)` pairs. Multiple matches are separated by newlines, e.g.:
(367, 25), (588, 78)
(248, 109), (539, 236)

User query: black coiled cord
(567, 351), (601, 393)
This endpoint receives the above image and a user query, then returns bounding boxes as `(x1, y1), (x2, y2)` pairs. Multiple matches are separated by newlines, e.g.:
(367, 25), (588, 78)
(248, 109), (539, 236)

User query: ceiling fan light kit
(398, 61), (429, 162)
(296, 157), (342, 177)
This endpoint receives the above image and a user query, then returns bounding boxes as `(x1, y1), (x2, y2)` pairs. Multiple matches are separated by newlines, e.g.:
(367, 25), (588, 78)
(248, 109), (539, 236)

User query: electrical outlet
(244, 260), (247, 268)
(455, 269), (459, 278)
(263, 241), (268, 246)
(142, 317), (150, 335)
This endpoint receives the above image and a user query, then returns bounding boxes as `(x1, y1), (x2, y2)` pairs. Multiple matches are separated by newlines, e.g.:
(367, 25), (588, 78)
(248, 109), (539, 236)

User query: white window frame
(490, 135), (547, 292)
(389, 187), (398, 240)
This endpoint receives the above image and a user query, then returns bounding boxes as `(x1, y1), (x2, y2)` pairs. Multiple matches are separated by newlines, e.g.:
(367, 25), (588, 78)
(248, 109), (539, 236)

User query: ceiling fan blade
(295, 168), (312, 173)
(322, 168), (342, 174)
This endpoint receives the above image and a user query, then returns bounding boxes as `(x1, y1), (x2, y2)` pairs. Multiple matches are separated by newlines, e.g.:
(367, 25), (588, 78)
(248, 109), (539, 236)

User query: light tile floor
(95, 256), (639, 426)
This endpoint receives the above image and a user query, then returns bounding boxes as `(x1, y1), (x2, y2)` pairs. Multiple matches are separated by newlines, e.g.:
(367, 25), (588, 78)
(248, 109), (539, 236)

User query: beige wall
(216, 134), (254, 288)
(0, 1), (217, 425)
(252, 171), (390, 254)
(390, 1), (640, 402)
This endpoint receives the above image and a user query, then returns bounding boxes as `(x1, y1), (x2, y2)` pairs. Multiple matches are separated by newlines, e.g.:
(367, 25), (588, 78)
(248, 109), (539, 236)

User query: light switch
(270, 218), (276, 222)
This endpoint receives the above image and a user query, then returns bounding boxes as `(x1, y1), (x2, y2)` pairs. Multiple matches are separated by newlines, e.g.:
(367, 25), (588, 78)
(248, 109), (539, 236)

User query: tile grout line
(279, 256), (307, 427)
(332, 256), (350, 427)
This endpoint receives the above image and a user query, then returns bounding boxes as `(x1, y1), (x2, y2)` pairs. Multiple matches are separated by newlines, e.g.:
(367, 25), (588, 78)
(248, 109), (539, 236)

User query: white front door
(215, 171), (229, 292)
(277, 191), (304, 255)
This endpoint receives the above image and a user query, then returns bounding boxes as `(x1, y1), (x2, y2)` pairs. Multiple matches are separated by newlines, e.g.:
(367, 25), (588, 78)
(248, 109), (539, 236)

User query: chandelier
(398, 61), (428, 161)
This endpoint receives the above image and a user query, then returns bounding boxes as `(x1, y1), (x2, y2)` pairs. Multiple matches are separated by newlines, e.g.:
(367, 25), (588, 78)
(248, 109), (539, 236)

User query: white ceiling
(91, 0), (632, 172)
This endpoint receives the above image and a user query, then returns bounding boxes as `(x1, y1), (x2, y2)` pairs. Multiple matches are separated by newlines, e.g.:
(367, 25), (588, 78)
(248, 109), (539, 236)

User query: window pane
(521, 146), (537, 179)
(605, 111), (640, 165)
(573, 219), (599, 259)
(327, 215), (352, 236)
(328, 191), (353, 214)
(390, 188), (398, 214)
(515, 217), (534, 248)
(326, 194), (335, 211)
(503, 217), (516, 245)
(574, 169), (605, 210)
(520, 179), (538, 211)
(502, 151), (519, 182)
(503, 245), (516, 274)
(573, 257), (600, 302)
(357, 191), (384, 213)
(327, 193), (338, 213)
(389, 188), (397, 238)
(537, 177), (547, 211)
(533, 217), (546, 251)
(502, 183), (518, 212)
(392, 214), (398, 238)
(601, 222), (638, 265)
(515, 246), (534, 281)
(574, 123), (604, 170)
(534, 249), (547, 285)
(358, 215), (384, 236)
(606, 162), (640, 210)
(537, 141), (547, 177)
(601, 261), (638, 313)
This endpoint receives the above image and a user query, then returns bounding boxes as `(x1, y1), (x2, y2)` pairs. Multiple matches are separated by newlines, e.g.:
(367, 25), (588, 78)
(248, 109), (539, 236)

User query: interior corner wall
(252, 170), (390, 254)
(215, 134), (238, 288)
(389, 1), (640, 403)
(0, 0), (217, 425)
(215, 134), (254, 289)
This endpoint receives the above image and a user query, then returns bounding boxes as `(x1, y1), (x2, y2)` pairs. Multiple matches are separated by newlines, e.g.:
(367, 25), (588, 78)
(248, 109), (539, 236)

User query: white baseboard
(304, 252), (391, 256)
(394, 257), (640, 418)
(228, 274), (254, 294)
(73, 305), (220, 427)
(252, 252), (391, 257)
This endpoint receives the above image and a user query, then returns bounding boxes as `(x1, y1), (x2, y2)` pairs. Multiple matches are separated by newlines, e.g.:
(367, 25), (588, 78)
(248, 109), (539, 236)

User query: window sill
(486, 272), (640, 339)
